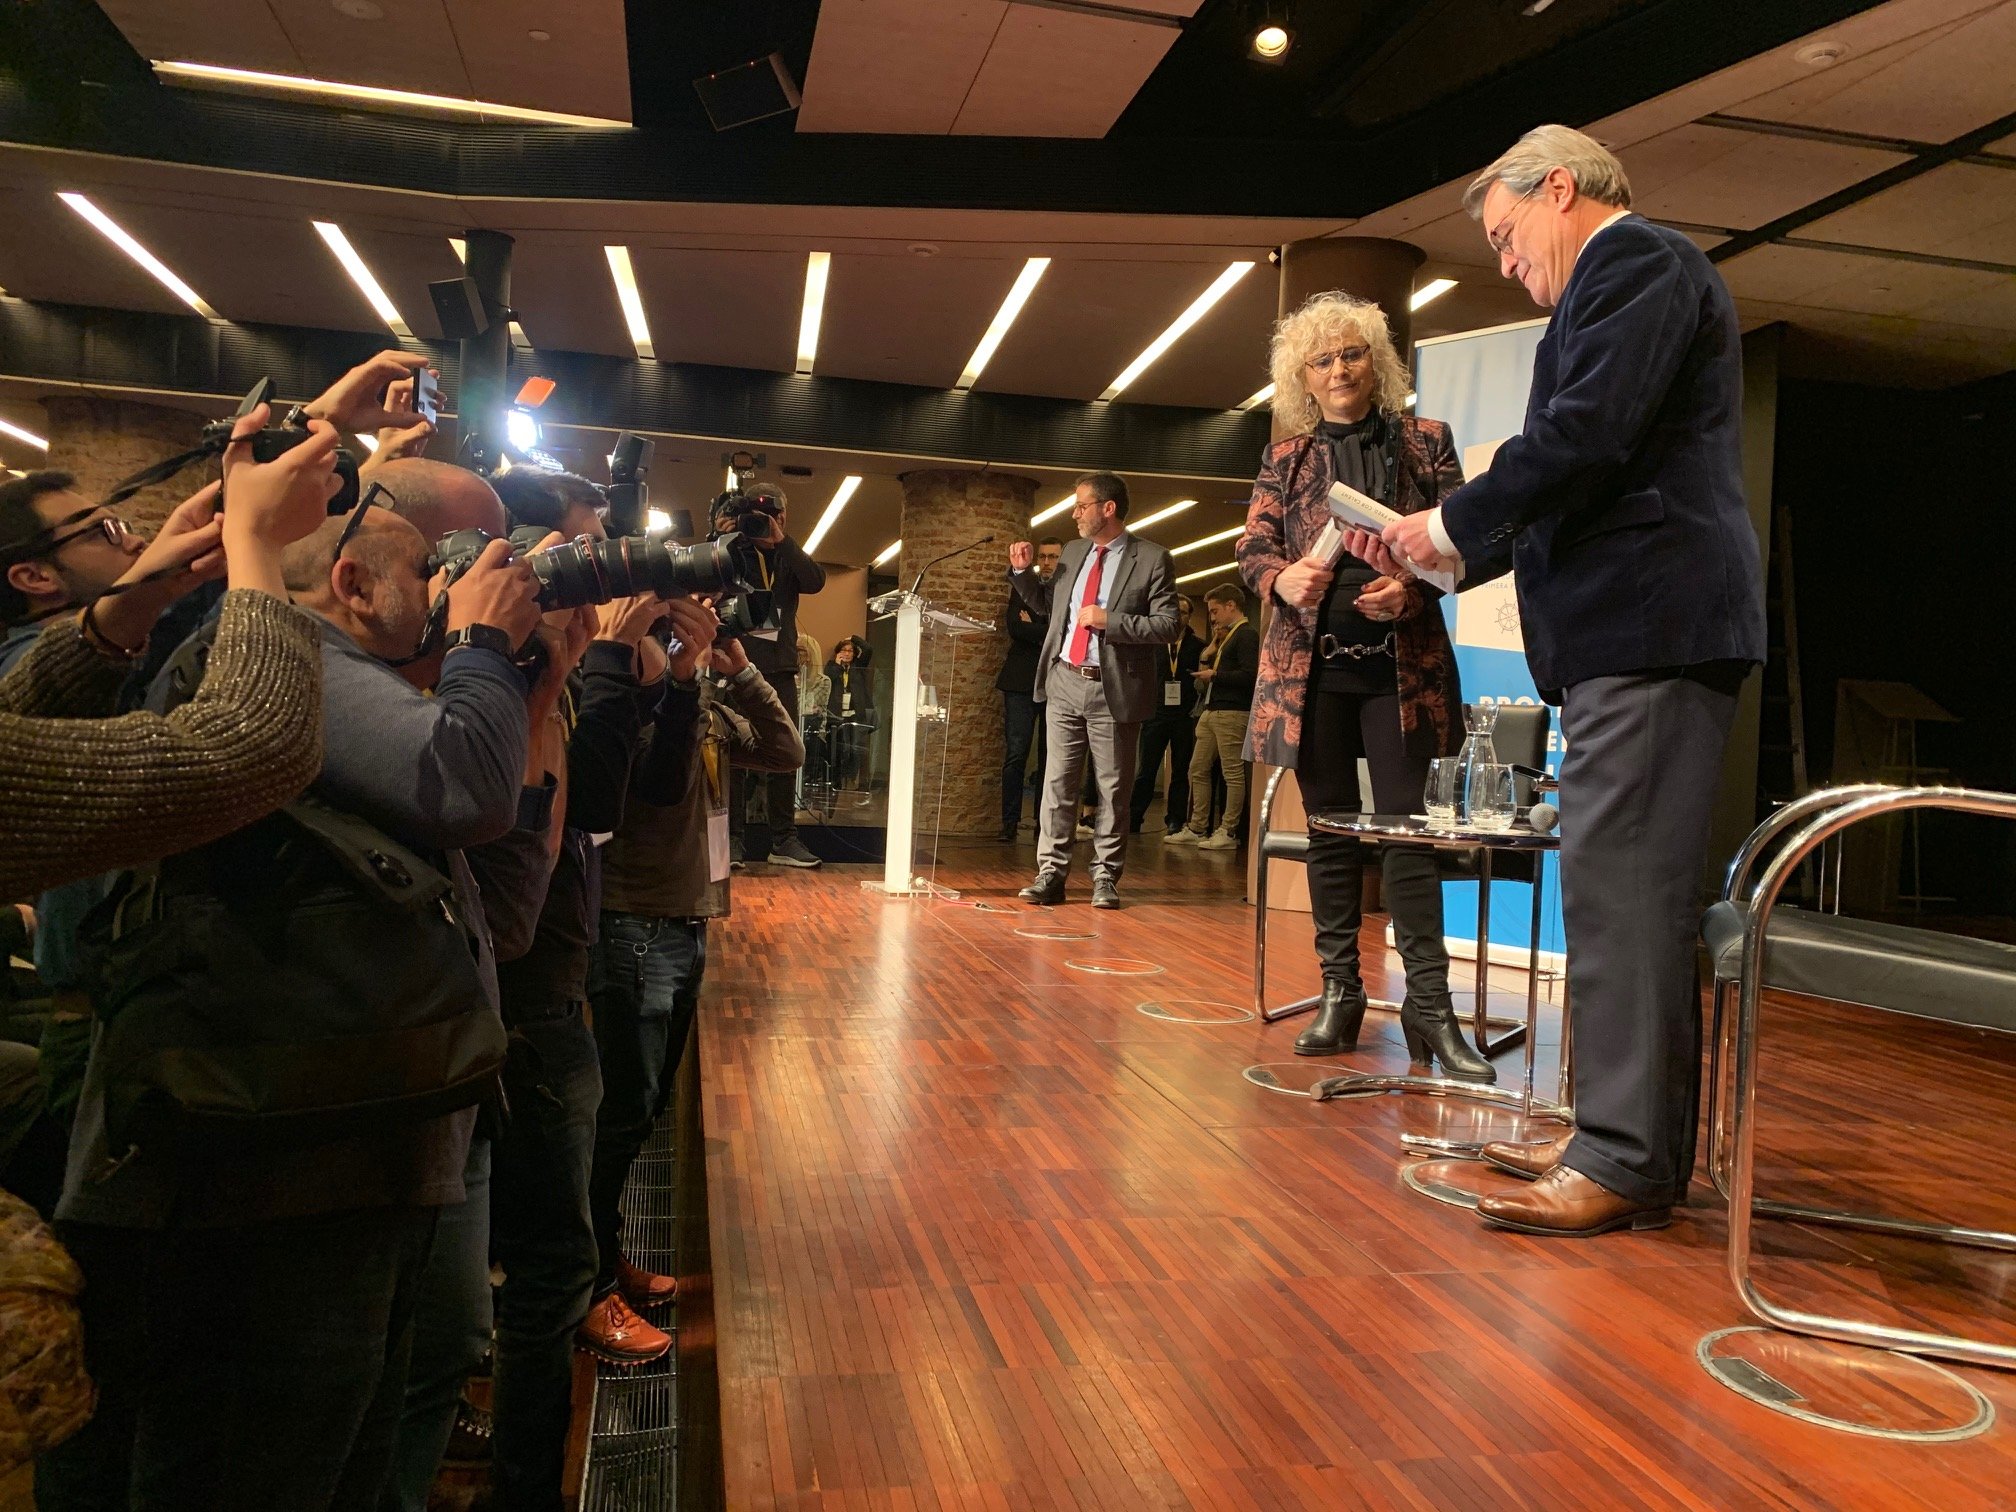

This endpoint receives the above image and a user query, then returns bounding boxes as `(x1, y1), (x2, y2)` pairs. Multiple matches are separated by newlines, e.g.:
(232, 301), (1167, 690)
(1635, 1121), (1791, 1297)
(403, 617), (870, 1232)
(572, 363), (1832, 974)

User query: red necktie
(1067, 545), (1106, 666)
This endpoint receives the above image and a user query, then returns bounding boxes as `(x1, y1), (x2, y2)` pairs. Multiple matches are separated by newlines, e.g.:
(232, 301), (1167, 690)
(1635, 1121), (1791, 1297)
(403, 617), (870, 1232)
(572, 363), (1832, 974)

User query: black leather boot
(1294, 978), (1369, 1056)
(1399, 997), (1496, 1083)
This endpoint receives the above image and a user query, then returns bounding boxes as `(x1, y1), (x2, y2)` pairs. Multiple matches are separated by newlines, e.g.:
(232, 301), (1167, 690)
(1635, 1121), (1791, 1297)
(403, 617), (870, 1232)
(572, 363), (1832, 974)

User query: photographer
(0, 414), (337, 903)
(481, 468), (667, 1511)
(710, 484), (824, 869)
(823, 635), (875, 789)
(38, 490), (544, 1510)
(585, 595), (803, 1359)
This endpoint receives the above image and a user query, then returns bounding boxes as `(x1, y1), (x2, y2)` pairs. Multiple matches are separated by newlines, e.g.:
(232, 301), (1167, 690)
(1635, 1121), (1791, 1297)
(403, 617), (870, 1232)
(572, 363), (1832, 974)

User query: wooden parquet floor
(699, 839), (2016, 1511)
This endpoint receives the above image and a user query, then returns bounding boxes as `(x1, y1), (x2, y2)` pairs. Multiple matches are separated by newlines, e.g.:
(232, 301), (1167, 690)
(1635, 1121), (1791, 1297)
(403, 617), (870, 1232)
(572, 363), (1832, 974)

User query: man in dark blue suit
(1380, 125), (1765, 1237)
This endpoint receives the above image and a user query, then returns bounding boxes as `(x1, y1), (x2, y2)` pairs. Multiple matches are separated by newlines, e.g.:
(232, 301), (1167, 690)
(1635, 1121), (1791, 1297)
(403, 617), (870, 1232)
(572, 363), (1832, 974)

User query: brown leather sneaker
(576, 1292), (672, 1365)
(1479, 1128), (1575, 1181)
(1475, 1165), (1672, 1237)
(617, 1256), (679, 1309)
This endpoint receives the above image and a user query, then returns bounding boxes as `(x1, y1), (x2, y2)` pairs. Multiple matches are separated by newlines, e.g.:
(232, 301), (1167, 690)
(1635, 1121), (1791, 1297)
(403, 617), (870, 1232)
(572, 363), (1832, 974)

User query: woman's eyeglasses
(1305, 345), (1371, 372)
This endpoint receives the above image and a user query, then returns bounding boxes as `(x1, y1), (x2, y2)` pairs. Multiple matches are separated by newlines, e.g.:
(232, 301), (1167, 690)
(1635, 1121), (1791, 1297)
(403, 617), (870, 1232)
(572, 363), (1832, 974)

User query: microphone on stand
(909, 535), (995, 598)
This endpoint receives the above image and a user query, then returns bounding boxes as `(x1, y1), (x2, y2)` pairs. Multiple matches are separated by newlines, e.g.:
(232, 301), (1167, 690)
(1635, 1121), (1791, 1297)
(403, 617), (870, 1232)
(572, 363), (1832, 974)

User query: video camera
(706, 484), (784, 645)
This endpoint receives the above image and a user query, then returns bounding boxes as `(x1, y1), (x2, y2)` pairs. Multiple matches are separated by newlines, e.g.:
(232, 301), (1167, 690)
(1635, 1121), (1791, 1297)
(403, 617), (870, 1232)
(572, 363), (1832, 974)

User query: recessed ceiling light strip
(1099, 261), (1255, 402)
(604, 246), (655, 360)
(313, 221), (411, 336)
(1127, 499), (1197, 533)
(956, 257), (1049, 391)
(1170, 524), (1244, 557)
(0, 418), (50, 451)
(1176, 558), (1241, 585)
(801, 473), (862, 555)
(1029, 493), (1076, 527)
(796, 252), (831, 375)
(872, 539), (902, 568)
(58, 193), (219, 319)
(1410, 278), (1457, 311)
(151, 61), (630, 129)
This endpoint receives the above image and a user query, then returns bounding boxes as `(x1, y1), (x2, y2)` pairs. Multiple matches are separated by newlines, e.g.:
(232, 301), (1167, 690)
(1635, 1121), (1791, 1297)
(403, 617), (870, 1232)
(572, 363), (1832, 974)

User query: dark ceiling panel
(108, 199), (394, 334)
(342, 224), (469, 343)
(975, 260), (1231, 404)
(1122, 262), (1277, 411)
(507, 239), (635, 360)
(0, 188), (192, 316)
(626, 246), (803, 373)
(814, 251), (1024, 389)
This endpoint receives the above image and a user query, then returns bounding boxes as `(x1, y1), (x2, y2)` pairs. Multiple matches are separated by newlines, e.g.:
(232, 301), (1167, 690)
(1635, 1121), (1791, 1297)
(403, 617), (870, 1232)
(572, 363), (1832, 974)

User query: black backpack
(75, 629), (507, 1156)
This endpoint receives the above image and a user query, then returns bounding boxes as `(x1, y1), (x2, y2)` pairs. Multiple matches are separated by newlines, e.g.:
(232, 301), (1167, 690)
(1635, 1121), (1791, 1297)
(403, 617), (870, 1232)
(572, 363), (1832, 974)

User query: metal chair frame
(1714, 783), (2016, 1371)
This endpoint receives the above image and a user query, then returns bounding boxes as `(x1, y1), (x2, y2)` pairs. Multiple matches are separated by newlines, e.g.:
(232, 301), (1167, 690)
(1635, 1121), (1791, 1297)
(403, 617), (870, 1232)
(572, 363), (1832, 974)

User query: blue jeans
(586, 913), (706, 1296)
(39, 1205), (438, 1512)
(489, 1009), (602, 1512)
(377, 1138), (492, 1512)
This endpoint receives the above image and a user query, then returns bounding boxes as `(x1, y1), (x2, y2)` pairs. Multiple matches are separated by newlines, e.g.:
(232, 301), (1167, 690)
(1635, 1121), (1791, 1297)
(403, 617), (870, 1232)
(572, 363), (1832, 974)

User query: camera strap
(98, 441), (225, 514)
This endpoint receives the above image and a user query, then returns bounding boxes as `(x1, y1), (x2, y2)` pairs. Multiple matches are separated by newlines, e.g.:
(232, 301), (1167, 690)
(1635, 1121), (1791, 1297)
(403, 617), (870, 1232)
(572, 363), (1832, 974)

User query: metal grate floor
(580, 1113), (679, 1510)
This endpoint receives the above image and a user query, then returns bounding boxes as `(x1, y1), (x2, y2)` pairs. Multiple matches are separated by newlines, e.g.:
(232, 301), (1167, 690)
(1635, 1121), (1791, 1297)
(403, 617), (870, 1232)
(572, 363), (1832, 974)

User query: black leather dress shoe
(1090, 876), (1120, 909)
(1018, 871), (1066, 905)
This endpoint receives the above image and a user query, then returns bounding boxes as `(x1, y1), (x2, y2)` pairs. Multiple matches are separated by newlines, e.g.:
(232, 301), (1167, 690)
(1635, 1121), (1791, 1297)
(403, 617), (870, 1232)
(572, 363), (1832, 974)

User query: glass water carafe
(1457, 703), (1509, 827)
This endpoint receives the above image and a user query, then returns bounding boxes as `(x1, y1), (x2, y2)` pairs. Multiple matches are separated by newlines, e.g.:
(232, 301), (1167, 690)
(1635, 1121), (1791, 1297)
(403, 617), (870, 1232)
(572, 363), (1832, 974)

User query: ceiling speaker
(428, 276), (489, 341)
(694, 53), (801, 132)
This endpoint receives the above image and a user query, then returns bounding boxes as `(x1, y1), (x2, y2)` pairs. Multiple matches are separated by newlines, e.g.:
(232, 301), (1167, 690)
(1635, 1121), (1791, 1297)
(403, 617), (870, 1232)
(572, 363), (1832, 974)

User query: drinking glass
(1467, 764), (1516, 832)
(1424, 758), (1460, 824)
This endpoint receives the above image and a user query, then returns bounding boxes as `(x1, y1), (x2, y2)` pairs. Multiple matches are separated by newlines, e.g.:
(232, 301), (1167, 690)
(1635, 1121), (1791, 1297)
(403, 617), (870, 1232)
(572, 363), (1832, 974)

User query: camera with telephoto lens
(199, 377), (361, 515)
(428, 524), (755, 612)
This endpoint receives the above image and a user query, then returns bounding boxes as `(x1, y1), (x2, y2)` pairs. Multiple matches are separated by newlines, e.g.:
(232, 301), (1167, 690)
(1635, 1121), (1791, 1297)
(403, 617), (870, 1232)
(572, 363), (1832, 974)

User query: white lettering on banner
(1452, 438), (1526, 655)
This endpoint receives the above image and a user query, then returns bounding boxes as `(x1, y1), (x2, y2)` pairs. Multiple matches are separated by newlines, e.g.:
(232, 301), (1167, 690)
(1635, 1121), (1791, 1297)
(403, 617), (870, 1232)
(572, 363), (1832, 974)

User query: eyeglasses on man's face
(1305, 345), (1371, 373)
(1487, 181), (1544, 256)
(3, 503), (136, 565)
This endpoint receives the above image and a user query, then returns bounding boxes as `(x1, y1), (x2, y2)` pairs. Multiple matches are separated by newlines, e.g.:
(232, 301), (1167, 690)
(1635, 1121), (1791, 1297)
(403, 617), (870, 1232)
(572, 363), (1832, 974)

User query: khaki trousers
(1186, 708), (1249, 835)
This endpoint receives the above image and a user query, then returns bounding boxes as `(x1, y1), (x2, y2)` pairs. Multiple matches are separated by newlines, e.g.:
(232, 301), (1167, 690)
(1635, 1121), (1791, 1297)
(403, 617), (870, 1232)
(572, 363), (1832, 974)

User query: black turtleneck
(1313, 412), (1398, 693)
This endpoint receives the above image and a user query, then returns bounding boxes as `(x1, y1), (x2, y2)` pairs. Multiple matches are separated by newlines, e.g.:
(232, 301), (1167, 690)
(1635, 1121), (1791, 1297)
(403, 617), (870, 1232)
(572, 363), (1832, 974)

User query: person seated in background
(583, 597), (803, 1362)
(1129, 593), (1202, 835)
(35, 483), (545, 1510)
(824, 634), (875, 789)
(1166, 583), (1257, 851)
(795, 631), (829, 810)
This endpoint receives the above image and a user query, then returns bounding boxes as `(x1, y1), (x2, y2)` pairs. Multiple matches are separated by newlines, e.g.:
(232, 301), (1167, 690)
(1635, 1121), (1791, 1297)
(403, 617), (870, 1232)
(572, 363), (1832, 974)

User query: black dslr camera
(705, 487), (783, 645)
(200, 378), (361, 516)
(428, 524), (755, 613)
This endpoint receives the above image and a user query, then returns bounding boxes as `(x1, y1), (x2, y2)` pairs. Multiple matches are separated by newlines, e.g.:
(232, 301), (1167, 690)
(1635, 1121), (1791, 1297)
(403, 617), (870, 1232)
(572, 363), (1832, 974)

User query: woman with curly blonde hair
(1235, 291), (1491, 1081)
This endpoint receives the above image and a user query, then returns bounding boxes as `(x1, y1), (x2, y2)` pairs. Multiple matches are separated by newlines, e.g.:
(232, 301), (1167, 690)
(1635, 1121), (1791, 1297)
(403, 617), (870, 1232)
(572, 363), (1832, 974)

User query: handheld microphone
(1528, 802), (1559, 834)
(910, 535), (995, 598)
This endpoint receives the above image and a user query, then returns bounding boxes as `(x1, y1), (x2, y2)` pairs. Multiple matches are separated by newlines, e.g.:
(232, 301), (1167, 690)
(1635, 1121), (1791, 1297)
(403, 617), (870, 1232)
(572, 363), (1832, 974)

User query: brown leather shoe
(1475, 1164), (1671, 1237)
(1480, 1129), (1575, 1181)
(576, 1292), (672, 1365)
(617, 1256), (678, 1309)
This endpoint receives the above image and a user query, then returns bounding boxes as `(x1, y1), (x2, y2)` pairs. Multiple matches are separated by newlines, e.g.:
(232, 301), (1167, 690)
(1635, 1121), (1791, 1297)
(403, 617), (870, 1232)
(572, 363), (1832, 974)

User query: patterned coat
(1236, 417), (1466, 767)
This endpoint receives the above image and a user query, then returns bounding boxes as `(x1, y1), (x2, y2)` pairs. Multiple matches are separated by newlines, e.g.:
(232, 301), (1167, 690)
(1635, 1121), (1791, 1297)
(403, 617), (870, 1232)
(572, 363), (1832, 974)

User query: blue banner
(1413, 320), (1565, 958)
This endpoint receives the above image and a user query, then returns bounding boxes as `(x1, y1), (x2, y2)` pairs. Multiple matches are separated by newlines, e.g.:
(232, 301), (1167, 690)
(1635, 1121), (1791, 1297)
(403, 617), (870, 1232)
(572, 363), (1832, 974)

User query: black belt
(1318, 632), (1395, 661)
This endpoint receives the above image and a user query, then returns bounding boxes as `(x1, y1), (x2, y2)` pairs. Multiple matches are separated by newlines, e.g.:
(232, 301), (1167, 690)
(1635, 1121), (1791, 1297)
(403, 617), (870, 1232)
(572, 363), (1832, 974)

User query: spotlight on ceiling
(1251, 24), (1292, 61)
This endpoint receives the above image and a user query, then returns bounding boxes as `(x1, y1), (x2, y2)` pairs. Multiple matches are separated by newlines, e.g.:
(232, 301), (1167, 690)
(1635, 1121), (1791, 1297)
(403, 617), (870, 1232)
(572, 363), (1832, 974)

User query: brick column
(898, 468), (1036, 837)
(42, 397), (204, 533)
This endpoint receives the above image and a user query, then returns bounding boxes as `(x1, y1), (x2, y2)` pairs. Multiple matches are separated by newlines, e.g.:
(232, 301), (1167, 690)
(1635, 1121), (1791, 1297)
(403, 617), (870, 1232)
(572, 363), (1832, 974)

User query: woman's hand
(220, 404), (342, 554)
(1273, 555), (1333, 609)
(1340, 526), (1407, 580)
(1353, 576), (1407, 624)
(304, 350), (432, 435)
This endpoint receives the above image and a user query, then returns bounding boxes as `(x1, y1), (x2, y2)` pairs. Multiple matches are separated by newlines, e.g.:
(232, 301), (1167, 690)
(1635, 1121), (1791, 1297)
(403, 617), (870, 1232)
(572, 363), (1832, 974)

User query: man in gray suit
(1007, 472), (1180, 909)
